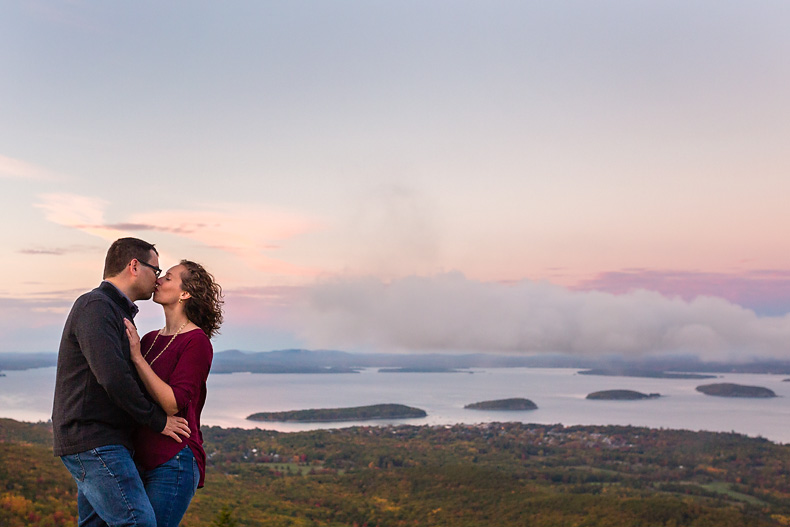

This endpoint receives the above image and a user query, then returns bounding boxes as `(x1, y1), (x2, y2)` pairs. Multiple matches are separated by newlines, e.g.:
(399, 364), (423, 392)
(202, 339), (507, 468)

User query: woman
(124, 259), (223, 527)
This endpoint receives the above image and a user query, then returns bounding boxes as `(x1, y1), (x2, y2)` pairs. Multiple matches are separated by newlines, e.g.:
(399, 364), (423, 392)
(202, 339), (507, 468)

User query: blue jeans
(138, 446), (200, 527)
(61, 445), (156, 527)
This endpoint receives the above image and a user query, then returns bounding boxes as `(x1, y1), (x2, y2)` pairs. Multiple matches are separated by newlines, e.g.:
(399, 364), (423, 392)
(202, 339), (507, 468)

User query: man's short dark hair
(103, 238), (158, 279)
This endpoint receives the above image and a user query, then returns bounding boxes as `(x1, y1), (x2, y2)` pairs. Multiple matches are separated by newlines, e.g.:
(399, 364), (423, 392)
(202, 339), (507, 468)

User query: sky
(2, 1), (790, 361)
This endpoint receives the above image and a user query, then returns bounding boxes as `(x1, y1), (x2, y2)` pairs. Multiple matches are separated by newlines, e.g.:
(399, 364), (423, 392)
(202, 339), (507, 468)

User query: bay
(3, 367), (789, 444)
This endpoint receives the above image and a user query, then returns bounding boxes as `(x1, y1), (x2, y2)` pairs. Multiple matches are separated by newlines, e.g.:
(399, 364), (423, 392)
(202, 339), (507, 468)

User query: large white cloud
(296, 273), (790, 361)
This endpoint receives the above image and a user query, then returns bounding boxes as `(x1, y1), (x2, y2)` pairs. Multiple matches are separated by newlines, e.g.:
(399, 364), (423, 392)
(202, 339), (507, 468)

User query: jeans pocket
(175, 445), (191, 460)
(61, 454), (86, 482)
(90, 444), (132, 478)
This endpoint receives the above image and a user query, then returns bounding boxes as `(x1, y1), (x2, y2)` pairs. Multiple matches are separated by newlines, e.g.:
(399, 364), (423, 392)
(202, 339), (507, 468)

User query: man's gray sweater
(52, 281), (167, 456)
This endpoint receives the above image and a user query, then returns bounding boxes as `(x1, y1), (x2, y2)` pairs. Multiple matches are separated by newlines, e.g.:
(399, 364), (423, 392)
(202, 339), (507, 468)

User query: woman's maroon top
(133, 328), (213, 487)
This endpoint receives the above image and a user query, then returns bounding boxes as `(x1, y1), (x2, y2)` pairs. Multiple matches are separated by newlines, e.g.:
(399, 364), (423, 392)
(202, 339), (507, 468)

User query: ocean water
(3, 367), (789, 443)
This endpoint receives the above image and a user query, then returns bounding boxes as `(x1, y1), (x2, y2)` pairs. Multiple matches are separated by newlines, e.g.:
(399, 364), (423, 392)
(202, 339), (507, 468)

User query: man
(53, 238), (191, 527)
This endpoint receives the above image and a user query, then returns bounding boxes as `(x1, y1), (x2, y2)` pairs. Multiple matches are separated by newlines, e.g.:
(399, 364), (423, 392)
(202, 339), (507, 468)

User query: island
(586, 390), (660, 400)
(464, 398), (537, 410)
(578, 369), (715, 380)
(695, 383), (776, 398)
(247, 403), (427, 423)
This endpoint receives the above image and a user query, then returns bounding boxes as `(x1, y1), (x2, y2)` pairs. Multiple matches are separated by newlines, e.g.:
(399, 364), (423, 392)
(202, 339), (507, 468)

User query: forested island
(695, 383), (777, 398)
(464, 398), (538, 410)
(579, 368), (716, 379)
(4, 417), (790, 526)
(586, 390), (661, 400)
(247, 403), (427, 422)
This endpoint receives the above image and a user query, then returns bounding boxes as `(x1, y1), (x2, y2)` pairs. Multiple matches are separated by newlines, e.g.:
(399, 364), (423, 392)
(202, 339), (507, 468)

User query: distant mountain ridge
(4, 350), (790, 375)
(0, 352), (58, 371)
(210, 350), (790, 375)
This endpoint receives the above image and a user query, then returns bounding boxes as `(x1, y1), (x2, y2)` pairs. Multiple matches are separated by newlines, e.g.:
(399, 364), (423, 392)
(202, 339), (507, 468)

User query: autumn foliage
(2, 417), (790, 526)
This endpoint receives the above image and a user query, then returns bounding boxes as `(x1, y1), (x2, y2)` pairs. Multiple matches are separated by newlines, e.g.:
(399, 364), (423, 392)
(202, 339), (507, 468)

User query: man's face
(134, 250), (161, 301)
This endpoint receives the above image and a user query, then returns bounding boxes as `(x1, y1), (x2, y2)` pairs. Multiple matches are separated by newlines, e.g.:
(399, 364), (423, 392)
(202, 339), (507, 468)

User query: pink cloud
(126, 206), (323, 276)
(18, 244), (102, 256)
(129, 206), (317, 242)
(574, 269), (790, 315)
(19, 248), (69, 256)
(1, 154), (63, 180)
(34, 193), (129, 241)
(34, 194), (322, 277)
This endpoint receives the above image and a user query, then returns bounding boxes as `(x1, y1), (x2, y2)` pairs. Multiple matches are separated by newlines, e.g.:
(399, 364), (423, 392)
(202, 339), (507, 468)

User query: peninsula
(586, 390), (660, 400)
(695, 383), (776, 398)
(247, 403), (427, 423)
(464, 398), (537, 410)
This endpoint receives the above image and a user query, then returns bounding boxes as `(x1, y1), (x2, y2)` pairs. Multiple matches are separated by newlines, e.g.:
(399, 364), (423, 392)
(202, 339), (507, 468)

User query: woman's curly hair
(179, 260), (224, 339)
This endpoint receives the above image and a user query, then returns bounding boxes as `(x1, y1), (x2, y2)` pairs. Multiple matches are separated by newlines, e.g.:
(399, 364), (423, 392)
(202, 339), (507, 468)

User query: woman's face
(153, 264), (187, 306)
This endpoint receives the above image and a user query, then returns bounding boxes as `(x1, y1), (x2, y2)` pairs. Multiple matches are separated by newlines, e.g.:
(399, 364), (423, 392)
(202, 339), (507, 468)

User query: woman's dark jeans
(138, 446), (200, 527)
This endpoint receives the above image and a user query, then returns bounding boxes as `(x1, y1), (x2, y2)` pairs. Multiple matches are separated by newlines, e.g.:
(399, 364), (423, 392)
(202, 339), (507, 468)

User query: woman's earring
(178, 298), (183, 304)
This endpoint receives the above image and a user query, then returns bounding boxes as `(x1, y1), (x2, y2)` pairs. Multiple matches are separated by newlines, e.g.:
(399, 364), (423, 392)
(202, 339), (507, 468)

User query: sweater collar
(99, 281), (139, 319)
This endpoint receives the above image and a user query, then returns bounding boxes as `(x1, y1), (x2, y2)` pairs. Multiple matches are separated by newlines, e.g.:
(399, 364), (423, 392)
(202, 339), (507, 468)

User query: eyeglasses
(138, 259), (162, 278)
